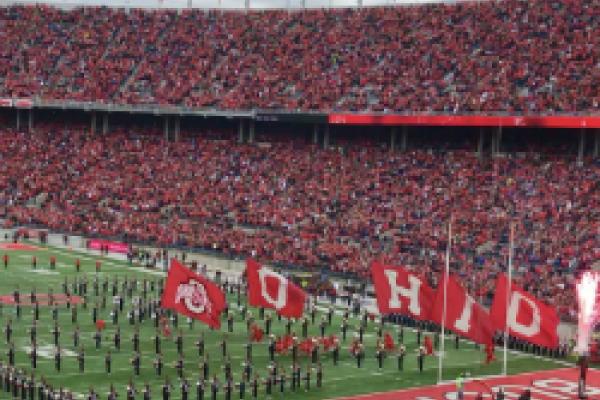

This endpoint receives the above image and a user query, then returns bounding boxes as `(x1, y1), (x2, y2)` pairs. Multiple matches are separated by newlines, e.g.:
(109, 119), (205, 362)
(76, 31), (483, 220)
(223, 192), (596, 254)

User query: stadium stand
(0, 0), (598, 112)
(0, 124), (597, 322)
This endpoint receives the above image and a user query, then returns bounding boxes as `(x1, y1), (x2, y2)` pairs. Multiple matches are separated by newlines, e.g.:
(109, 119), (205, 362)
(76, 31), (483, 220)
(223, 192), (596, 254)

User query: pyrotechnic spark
(576, 272), (600, 355)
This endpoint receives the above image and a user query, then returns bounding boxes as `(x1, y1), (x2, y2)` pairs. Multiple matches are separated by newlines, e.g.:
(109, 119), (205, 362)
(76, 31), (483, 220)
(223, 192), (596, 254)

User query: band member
(155, 330), (162, 354)
(154, 353), (163, 376)
(105, 351), (112, 374)
(175, 356), (184, 379)
(376, 342), (385, 370)
(114, 327), (121, 351)
(131, 352), (141, 376)
(201, 356), (210, 380)
(397, 345), (406, 371)
(418, 346), (426, 373)
(196, 377), (205, 400)
(319, 317), (327, 337)
(341, 318), (348, 342)
(51, 324), (60, 347)
(73, 326), (80, 348)
(221, 338), (228, 358)
(195, 333), (204, 357)
(251, 375), (259, 400)
(133, 328), (140, 352)
(7, 342), (15, 366)
(78, 347), (85, 372)
(4, 319), (12, 343)
(316, 363), (323, 388)
(227, 313), (234, 333)
(180, 379), (190, 400)
(94, 328), (102, 349)
(332, 343), (339, 366)
(265, 314), (272, 336)
(177, 330), (184, 355)
(54, 346), (62, 372)
(162, 380), (171, 400)
(356, 343), (364, 368)
(29, 342), (37, 369)
(126, 380), (136, 400)
(210, 377), (219, 400)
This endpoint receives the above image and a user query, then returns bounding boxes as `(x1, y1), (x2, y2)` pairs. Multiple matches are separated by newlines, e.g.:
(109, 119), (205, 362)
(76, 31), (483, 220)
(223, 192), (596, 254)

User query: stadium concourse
(0, 0), (598, 112)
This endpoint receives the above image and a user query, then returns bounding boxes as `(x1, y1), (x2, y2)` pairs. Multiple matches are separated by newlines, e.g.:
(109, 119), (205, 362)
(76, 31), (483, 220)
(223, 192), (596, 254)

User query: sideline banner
(88, 239), (129, 254)
(329, 113), (600, 128)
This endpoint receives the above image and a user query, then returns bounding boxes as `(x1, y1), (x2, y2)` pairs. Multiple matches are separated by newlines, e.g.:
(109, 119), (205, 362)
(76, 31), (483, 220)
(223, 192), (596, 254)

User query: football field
(0, 242), (572, 399)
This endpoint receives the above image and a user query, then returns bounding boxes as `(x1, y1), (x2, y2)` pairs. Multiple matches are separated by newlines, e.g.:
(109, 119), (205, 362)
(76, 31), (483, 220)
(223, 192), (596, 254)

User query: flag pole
(503, 222), (514, 376)
(438, 217), (452, 383)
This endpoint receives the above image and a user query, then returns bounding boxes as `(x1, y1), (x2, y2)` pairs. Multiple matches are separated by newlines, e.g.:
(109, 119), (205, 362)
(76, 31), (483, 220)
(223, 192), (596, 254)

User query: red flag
(300, 338), (315, 355)
(431, 274), (494, 345)
(383, 332), (395, 351)
(246, 259), (306, 318)
(424, 336), (433, 355)
(161, 259), (226, 329)
(490, 273), (559, 348)
(250, 324), (264, 343)
(485, 342), (496, 364)
(370, 261), (434, 321)
(95, 319), (106, 331)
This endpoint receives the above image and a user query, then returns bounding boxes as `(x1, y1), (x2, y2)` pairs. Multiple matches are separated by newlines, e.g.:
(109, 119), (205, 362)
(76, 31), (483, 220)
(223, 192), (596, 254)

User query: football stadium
(0, 0), (598, 399)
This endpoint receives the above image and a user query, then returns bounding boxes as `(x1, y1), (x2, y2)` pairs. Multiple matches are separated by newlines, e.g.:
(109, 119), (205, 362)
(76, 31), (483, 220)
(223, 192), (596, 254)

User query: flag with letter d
(161, 259), (226, 329)
(246, 259), (306, 318)
(490, 273), (559, 348)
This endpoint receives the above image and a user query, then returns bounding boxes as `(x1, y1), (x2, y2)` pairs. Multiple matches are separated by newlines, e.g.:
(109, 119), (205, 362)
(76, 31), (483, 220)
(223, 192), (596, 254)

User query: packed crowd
(0, 0), (598, 112)
(0, 125), (598, 321)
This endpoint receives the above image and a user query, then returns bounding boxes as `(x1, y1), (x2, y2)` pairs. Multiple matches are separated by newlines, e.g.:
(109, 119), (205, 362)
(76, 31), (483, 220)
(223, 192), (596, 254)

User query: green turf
(0, 243), (568, 399)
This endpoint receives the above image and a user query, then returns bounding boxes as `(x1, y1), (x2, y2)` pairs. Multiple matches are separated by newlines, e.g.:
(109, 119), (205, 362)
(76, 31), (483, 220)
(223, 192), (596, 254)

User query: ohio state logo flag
(370, 261), (434, 321)
(161, 259), (226, 329)
(246, 259), (306, 318)
(490, 273), (559, 348)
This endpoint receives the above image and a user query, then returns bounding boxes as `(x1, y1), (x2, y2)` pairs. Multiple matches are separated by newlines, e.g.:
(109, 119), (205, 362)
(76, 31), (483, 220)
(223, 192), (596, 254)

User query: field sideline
(0, 241), (575, 399)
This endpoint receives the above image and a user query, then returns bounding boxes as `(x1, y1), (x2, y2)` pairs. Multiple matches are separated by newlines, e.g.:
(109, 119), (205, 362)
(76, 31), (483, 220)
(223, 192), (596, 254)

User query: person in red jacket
(3, 254), (8, 269)
(50, 256), (56, 270)
(95, 260), (101, 273)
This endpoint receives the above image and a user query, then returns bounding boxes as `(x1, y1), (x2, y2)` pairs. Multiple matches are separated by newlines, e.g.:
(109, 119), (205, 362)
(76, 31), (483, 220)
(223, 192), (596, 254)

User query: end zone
(333, 368), (599, 400)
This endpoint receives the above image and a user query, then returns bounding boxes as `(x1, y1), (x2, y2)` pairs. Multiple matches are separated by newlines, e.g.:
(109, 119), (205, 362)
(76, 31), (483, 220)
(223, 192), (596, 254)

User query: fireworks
(576, 272), (600, 355)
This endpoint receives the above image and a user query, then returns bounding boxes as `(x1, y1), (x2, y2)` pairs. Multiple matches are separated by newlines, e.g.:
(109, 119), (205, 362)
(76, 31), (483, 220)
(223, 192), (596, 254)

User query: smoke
(576, 272), (600, 355)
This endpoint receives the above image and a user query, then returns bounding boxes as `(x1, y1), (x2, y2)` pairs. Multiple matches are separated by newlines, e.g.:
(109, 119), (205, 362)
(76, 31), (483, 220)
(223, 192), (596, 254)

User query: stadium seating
(0, 0), (598, 112)
(0, 125), (597, 321)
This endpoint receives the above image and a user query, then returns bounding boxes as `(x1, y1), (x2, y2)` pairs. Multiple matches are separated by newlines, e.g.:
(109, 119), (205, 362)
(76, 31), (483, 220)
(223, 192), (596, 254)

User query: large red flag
(370, 261), (434, 321)
(246, 259), (306, 318)
(490, 273), (559, 348)
(161, 259), (226, 329)
(431, 274), (493, 345)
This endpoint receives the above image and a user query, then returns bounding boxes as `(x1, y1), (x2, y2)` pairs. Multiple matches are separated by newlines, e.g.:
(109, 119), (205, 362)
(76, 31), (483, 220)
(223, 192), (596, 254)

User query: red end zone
(0, 243), (40, 251)
(335, 368), (599, 400)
